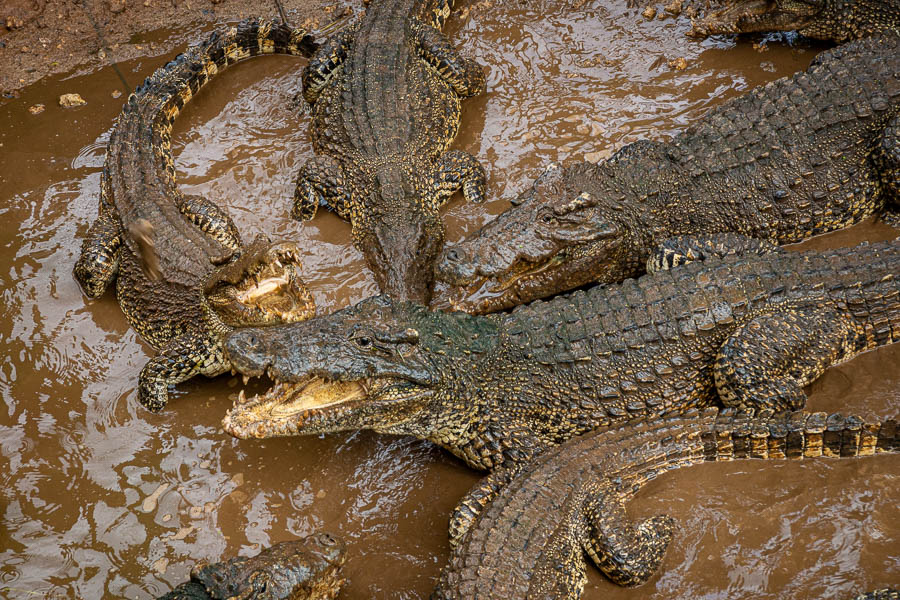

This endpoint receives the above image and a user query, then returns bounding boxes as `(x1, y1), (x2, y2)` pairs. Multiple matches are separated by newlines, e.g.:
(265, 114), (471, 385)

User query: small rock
(59, 93), (87, 107)
(111, 90), (122, 99)
(667, 57), (688, 71)
(664, 0), (683, 15)
(753, 42), (770, 52)
(684, 5), (698, 18)
(642, 6), (657, 19)
(316, 489), (327, 499)
(199, 460), (211, 469)
(170, 526), (194, 541)
(28, 104), (45, 115)
(153, 557), (168, 574)
(189, 505), (203, 518)
(576, 123), (591, 136)
(162, 513), (173, 522)
(6, 16), (24, 30)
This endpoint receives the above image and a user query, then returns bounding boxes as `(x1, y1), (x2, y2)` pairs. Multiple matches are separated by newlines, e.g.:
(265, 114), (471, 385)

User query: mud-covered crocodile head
(188, 534), (345, 599)
(203, 236), (316, 329)
(350, 167), (447, 305)
(435, 162), (642, 314)
(221, 295), (497, 441)
(688, 0), (900, 41)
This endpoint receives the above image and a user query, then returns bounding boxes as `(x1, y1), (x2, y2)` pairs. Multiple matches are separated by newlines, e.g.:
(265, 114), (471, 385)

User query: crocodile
(435, 32), (900, 314)
(221, 236), (900, 543)
(689, 0), (900, 41)
(292, 0), (487, 303)
(157, 534), (346, 600)
(431, 408), (899, 599)
(74, 19), (321, 411)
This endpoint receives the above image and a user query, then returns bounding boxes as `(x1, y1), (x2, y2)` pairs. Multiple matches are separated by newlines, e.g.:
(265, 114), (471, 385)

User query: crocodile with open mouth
(220, 236), (900, 543)
(435, 32), (900, 314)
(73, 19), (320, 411)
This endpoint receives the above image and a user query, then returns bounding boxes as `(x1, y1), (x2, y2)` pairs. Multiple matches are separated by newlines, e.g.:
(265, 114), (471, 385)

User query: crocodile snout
(225, 328), (270, 377)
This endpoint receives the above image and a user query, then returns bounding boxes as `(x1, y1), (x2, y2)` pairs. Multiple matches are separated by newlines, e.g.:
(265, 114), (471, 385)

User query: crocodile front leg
(410, 20), (485, 97)
(874, 113), (900, 227)
(646, 233), (781, 274)
(715, 301), (870, 412)
(300, 25), (357, 106)
(581, 479), (675, 587)
(138, 329), (226, 412)
(292, 155), (352, 221)
(74, 207), (123, 298)
(178, 194), (242, 262)
(427, 149), (486, 210)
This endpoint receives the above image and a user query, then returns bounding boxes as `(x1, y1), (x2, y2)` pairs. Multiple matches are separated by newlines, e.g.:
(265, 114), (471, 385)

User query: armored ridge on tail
(432, 408), (899, 600)
(436, 32), (900, 314)
(292, 0), (487, 303)
(221, 238), (900, 541)
(74, 19), (320, 411)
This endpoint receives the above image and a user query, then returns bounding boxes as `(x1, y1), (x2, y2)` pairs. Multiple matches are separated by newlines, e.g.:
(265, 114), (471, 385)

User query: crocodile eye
(354, 336), (372, 349)
(540, 213), (555, 224)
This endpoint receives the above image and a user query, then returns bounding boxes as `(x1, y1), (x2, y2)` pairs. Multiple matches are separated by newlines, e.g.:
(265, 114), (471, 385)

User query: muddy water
(0, 2), (897, 598)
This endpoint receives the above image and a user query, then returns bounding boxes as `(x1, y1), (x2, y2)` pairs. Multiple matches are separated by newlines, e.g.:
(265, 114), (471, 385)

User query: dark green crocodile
(74, 19), (320, 412)
(689, 0), (900, 41)
(432, 408), (899, 599)
(435, 32), (900, 314)
(157, 535), (346, 599)
(292, 0), (486, 303)
(221, 236), (900, 543)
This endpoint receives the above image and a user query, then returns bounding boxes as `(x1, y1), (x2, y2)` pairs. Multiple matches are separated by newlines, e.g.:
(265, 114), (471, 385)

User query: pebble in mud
(668, 57), (688, 70)
(28, 104), (44, 115)
(58, 93), (86, 107)
(153, 557), (168, 574)
(642, 6), (657, 19)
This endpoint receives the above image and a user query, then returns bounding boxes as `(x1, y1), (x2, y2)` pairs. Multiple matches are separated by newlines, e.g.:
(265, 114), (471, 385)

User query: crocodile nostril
(227, 329), (263, 358)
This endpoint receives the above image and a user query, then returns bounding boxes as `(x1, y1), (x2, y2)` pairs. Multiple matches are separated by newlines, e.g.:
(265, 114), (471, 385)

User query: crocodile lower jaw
(222, 375), (417, 438)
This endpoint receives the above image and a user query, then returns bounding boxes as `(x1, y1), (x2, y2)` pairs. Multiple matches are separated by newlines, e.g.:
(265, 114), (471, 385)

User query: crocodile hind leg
(715, 301), (870, 412)
(292, 155), (351, 221)
(178, 194), (242, 263)
(582, 479), (675, 587)
(448, 461), (524, 548)
(410, 20), (485, 97)
(139, 330), (226, 412)
(428, 149), (487, 210)
(300, 25), (357, 106)
(647, 233), (780, 274)
(74, 207), (123, 298)
(874, 113), (900, 227)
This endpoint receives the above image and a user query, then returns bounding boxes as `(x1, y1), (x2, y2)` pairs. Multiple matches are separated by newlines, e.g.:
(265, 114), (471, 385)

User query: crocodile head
(190, 534), (346, 599)
(221, 295), (497, 440)
(436, 163), (640, 314)
(689, 0), (827, 38)
(352, 168), (445, 304)
(205, 236), (316, 328)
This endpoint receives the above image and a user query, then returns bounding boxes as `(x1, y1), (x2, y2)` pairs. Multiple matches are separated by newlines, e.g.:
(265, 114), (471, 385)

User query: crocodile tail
(106, 19), (318, 280)
(699, 407), (898, 462)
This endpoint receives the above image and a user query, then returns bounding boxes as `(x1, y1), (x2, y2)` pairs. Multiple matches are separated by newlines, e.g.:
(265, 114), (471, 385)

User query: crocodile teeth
(238, 389), (246, 403)
(243, 375), (250, 385)
(231, 368), (237, 376)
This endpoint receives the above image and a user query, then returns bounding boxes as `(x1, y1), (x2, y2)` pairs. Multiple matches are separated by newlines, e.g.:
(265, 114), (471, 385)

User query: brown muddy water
(0, 2), (897, 598)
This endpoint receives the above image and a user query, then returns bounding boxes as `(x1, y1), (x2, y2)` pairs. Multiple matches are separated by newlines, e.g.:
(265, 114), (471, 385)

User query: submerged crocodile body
(222, 237), (900, 541)
(293, 0), (486, 303)
(157, 535), (345, 600)
(690, 0), (900, 41)
(74, 20), (319, 411)
(436, 32), (900, 314)
(432, 408), (899, 599)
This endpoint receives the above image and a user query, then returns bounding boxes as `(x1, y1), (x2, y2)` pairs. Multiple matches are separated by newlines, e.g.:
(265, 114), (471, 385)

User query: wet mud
(0, 2), (897, 598)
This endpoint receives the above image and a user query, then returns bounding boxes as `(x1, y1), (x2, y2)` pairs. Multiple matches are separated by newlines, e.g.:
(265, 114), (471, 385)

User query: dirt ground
(0, 0), (354, 97)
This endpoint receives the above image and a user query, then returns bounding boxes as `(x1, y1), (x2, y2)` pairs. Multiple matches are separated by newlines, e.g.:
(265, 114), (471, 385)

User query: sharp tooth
(231, 368), (237, 376)
(238, 389), (246, 403)
(243, 375), (250, 385)
(274, 259), (282, 269)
